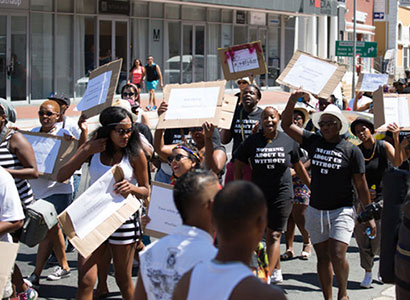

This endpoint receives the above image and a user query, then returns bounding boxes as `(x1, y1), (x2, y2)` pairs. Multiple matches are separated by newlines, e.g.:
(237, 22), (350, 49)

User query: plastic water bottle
(366, 227), (375, 239)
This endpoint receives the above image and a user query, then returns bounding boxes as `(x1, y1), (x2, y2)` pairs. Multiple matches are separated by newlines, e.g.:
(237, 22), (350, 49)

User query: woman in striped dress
(58, 106), (149, 300)
(0, 99), (39, 298)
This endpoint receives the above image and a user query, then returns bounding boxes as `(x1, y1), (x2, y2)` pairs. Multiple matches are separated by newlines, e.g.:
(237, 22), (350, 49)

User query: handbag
(19, 199), (58, 247)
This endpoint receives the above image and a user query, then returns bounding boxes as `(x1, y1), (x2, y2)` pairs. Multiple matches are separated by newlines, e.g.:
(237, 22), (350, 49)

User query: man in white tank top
(172, 181), (287, 300)
(133, 170), (220, 300)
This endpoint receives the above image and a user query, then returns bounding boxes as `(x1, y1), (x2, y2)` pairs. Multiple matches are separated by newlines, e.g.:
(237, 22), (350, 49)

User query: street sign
(335, 41), (378, 58)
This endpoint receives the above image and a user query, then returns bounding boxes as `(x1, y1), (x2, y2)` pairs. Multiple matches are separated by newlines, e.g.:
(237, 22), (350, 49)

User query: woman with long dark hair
(58, 106), (149, 300)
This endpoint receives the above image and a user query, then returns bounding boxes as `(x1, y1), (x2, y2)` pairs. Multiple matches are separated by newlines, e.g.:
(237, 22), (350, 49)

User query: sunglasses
(237, 81), (248, 85)
(122, 92), (135, 97)
(114, 128), (133, 135)
(318, 120), (338, 128)
(190, 127), (203, 132)
(38, 111), (57, 117)
(168, 154), (190, 164)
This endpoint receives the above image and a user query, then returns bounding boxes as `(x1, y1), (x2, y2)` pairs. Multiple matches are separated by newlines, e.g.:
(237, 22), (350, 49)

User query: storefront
(0, 0), (338, 103)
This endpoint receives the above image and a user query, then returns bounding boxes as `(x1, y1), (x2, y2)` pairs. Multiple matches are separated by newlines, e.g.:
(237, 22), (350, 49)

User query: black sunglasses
(122, 92), (135, 97)
(318, 120), (338, 128)
(168, 154), (190, 164)
(114, 128), (133, 135)
(38, 111), (56, 117)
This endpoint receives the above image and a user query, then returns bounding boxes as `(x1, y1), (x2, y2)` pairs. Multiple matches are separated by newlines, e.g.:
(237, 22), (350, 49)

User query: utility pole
(352, 0), (357, 98)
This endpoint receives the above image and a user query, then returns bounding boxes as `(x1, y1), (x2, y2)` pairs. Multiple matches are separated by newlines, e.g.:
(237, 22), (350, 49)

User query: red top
(131, 66), (143, 84)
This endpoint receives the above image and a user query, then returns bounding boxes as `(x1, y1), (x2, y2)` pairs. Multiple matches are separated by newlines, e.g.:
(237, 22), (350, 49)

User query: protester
(349, 91), (373, 112)
(154, 102), (225, 182)
(172, 181), (286, 300)
(281, 92), (376, 300)
(351, 118), (403, 288)
(133, 170), (220, 300)
(121, 83), (150, 127)
(0, 166), (27, 300)
(234, 76), (251, 106)
(144, 55), (163, 111)
(26, 100), (81, 288)
(57, 106), (149, 300)
(221, 84), (263, 184)
(129, 58), (145, 93)
(281, 106), (312, 261)
(0, 98), (39, 299)
(234, 106), (310, 283)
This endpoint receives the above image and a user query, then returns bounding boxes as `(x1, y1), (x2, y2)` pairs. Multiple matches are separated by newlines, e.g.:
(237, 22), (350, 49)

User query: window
(398, 23), (402, 41)
(404, 47), (409, 69)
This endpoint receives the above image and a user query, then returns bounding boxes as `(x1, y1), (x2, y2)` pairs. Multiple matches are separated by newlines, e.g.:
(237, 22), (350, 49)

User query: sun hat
(112, 98), (137, 122)
(312, 104), (349, 135)
(235, 77), (251, 85)
(350, 117), (374, 136)
(294, 103), (310, 125)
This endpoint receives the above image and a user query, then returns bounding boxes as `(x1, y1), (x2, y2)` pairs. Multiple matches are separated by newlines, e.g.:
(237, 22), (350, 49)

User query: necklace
(363, 143), (376, 162)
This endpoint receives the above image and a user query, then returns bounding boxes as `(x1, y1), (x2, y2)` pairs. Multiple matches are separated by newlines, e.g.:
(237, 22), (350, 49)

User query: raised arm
(281, 91), (307, 144)
(385, 123), (404, 167)
(203, 122), (227, 175)
(9, 132), (39, 179)
(57, 136), (107, 182)
(153, 102), (175, 161)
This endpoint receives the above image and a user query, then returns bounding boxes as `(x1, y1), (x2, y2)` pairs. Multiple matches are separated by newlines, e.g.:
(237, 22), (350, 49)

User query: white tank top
(187, 260), (254, 300)
(89, 152), (136, 186)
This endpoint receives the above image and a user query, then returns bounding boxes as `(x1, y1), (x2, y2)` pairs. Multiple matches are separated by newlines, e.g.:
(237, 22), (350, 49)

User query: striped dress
(0, 130), (34, 207)
(89, 153), (142, 245)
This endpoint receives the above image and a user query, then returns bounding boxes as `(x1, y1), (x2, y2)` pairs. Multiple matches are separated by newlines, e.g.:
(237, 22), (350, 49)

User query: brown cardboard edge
(156, 80), (227, 129)
(317, 63), (347, 99)
(81, 59), (123, 119)
(373, 87), (386, 129)
(218, 41), (267, 81)
(19, 131), (74, 180)
(51, 138), (78, 181)
(145, 181), (175, 238)
(356, 73), (364, 91)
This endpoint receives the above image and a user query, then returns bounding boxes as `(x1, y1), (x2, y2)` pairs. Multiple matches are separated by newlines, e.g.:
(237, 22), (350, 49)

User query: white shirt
(28, 127), (73, 199)
(139, 225), (217, 300)
(187, 260), (254, 300)
(0, 167), (25, 242)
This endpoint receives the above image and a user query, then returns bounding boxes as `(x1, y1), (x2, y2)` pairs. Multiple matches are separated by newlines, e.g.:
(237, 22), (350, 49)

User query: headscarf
(0, 98), (17, 123)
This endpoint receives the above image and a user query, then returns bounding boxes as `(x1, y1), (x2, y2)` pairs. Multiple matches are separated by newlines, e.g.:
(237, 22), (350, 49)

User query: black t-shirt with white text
(234, 131), (300, 203)
(230, 106), (263, 157)
(301, 130), (365, 210)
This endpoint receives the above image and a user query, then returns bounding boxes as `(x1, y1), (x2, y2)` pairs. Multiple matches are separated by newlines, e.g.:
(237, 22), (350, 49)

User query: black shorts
(267, 199), (292, 231)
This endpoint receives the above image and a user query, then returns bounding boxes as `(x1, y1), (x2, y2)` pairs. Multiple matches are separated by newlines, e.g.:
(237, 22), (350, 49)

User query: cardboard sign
(156, 80), (236, 130)
(76, 59), (122, 118)
(0, 242), (19, 298)
(356, 73), (394, 92)
(145, 181), (182, 238)
(20, 131), (78, 181)
(218, 41), (267, 80)
(58, 166), (142, 258)
(277, 50), (347, 99)
(373, 87), (410, 130)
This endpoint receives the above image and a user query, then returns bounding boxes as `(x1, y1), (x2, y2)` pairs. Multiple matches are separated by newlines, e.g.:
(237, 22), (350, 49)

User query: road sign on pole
(335, 41), (378, 58)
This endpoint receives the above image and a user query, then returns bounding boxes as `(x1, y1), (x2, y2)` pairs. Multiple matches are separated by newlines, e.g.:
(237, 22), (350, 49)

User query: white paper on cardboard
(282, 54), (338, 95)
(227, 48), (259, 73)
(360, 74), (389, 92)
(76, 70), (112, 111)
(66, 167), (127, 238)
(165, 87), (220, 120)
(23, 134), (61, 174)
(146, 183), (182, 236)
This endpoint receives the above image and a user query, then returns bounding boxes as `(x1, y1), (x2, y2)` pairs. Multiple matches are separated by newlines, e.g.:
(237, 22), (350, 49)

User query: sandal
(145, 105), (151, 111)
(301, 243), (311, 260)
(280, 249), (294, 260)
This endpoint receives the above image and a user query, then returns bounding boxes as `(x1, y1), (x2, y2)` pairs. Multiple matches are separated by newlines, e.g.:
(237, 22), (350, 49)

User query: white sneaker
(360, 271), (372, 288)
(270, 269), (283, 284)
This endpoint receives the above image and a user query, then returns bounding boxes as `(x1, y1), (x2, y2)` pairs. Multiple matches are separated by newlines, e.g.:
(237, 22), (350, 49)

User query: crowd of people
(1, 67), (410, 300)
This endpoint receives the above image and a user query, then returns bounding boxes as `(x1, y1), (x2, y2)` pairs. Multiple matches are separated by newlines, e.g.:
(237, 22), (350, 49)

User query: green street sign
(335, 41), (378, 58)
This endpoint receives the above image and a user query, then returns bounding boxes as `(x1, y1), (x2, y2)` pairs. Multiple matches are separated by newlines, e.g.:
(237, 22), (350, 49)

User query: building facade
(0, 0), (339, 103)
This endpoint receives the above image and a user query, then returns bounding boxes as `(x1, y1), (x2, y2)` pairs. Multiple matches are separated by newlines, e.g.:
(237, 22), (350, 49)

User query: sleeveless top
(89, 152), (136, 186)
(187, 260), (254, 300)
(0, 130), (34, 207)
(145, 63), (158, 82)
(131, 66), (143, 84)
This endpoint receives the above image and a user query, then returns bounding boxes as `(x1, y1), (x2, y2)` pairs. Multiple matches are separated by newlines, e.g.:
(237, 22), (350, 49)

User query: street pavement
(13, 89), (396, 300)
